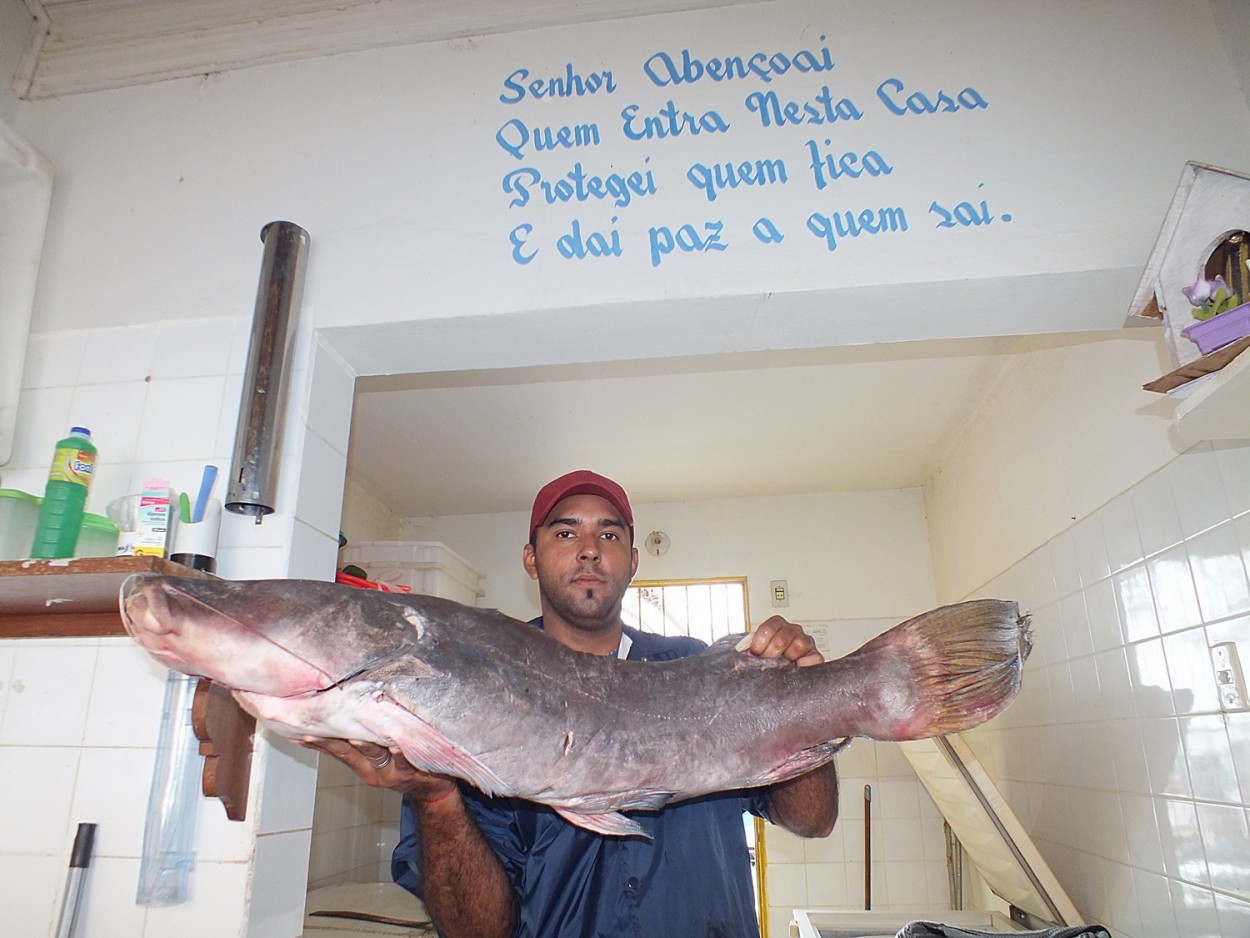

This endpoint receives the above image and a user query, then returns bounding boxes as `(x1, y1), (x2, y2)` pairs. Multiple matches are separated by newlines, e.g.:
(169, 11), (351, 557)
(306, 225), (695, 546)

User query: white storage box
(342, 540), (485, 605)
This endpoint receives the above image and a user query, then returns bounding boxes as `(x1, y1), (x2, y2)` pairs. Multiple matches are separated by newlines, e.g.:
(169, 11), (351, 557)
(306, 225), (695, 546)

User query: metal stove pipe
(225, 221), (309, 523)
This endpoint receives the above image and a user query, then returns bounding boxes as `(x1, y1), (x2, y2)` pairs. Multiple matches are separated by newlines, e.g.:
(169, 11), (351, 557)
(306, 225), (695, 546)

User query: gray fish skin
(120, 574), (1030, 836)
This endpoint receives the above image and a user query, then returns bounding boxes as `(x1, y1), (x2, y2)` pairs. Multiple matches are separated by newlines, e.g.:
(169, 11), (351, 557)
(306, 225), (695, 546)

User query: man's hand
(301, 738), (458, 802)
(738, 615), (824, 667)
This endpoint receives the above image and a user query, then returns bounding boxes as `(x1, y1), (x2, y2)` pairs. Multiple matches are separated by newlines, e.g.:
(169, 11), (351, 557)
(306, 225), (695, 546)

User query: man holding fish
(309, 470), (839, 938)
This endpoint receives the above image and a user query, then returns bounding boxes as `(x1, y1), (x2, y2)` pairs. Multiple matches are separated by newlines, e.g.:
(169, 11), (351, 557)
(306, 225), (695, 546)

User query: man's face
(524, 493), (639, 631)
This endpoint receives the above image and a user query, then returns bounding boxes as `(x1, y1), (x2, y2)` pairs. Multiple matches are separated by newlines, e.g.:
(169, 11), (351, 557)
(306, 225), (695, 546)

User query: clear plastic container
(0, 488), (42, 560)
(74, 512), (120, 558)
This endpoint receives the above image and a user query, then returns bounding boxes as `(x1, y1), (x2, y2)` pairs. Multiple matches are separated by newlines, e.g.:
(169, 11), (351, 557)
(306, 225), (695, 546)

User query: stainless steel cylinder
(225, 221), (310, 522)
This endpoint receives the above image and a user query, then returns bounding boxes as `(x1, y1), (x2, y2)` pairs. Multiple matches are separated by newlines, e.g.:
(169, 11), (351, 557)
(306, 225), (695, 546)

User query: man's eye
(602, 532), (619, 540)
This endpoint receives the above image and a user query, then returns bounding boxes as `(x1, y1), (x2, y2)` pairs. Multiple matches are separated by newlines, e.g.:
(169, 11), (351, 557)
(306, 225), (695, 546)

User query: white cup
(171, 498), (222, 574)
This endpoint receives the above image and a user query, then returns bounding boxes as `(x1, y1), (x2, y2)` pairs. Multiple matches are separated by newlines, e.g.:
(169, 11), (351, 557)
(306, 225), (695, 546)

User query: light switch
(770, 580), (789, 608)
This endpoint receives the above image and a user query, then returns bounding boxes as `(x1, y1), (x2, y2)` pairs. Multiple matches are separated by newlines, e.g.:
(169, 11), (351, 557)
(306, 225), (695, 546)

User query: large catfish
(120, 574), (1030, 836)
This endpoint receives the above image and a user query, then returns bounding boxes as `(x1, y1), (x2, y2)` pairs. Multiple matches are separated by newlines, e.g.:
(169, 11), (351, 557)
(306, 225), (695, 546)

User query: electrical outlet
(1211, 643), (1249, 712)
(770, 580), (789, 608)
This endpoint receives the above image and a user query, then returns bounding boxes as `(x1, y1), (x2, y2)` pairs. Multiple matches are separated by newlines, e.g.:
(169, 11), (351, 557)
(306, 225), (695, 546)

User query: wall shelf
(0, 555), (210, 637)
(1173, 344), (1250, 443)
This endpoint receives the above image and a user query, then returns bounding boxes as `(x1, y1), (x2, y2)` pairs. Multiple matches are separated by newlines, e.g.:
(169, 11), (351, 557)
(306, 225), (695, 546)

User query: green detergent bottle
(30, 426), (97, 559)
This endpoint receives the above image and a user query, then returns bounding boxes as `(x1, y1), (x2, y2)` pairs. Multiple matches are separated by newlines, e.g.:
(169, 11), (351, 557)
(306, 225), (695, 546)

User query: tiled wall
(965, 440), (1250, 938)
(0, 319), (354, 937)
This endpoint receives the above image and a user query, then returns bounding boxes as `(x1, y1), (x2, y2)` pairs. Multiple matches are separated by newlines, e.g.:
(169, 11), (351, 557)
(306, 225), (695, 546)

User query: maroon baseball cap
(529, 470), (634, 541)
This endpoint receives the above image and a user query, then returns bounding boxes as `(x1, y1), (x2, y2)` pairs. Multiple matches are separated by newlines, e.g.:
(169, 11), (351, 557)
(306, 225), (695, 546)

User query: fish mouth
(119, 573), (340, 694)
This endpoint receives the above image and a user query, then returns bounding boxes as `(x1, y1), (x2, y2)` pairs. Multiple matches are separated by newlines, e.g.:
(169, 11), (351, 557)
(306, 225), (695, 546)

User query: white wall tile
(1162, 627), (1221, 716)
(1183, 715), (1240, 805)
(1195, 801), (1250, 896)
(2, 641), (99, 745)
(136, 375), (229, 463)
(293, 429), (347, 539)
(1228, 710), (1250, 806)
(255, 735), (318, 835)
(1132, 470), (1185, 558)
(1132, 867), (1178, 938)
(1048, 531), (1082, 600)
(10, 385), (74, 470)
(1115, 566), (1160, 643)
(0, 745), (79, 852)
(1171, 880), (1222, 938)
(1215, 891), (1250, 934)
(152, 318), (236, 380)
(23, 331), (89, 388)
(1214, 442), (1250, 518)
(247, 829), (313, 938)
(307, 341), (356, 453)
(68, 380), (149, 465)
(74, 856), (150, 936)
(1169, 444), (1233, 539)
(83, 642), (169, 747)
(142, 860), (250, 938)
(69, 747), (160, 859)
(1085, 578), (1123, 652)
(0, 855), (63, 937)
(1146, 547), (1202, 635)
(1143, 718), (1191, 799)
(1100, 496), (1145, 573)
(1188, 522), (1250, 621)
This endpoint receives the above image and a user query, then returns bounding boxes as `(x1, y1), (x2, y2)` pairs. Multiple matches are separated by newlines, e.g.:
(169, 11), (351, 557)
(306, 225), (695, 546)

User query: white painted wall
(3, 2), (1250, 936)
(925, 330), (1182, 604)
(420, 487), (936, 624)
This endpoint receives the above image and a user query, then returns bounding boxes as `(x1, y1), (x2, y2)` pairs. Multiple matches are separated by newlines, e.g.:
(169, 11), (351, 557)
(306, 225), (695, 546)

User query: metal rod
(225, 220), (310, 523)
(863, 784), (871, 910)
(54, 822), (96, 938)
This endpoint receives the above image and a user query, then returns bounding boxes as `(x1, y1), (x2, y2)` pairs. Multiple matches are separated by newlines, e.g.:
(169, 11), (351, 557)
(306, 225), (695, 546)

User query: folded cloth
(896, 922), (1111, 938)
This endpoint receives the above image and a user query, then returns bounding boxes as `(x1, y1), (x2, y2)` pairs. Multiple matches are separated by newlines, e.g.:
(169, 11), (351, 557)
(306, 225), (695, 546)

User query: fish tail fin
(862, 599), (1031, 740)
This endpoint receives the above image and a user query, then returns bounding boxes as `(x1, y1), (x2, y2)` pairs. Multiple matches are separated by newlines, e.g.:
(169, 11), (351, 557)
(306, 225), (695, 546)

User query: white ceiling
(14, 1), (1043, 521)
(346, 338), (1028, 519)
(16, 0), (766, 99)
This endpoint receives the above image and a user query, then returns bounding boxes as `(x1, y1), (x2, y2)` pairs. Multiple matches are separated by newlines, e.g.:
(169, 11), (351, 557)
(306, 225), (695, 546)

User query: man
(310, 470), (839, 938)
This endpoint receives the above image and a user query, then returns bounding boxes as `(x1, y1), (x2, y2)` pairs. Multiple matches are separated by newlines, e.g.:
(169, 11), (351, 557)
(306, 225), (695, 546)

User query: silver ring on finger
(369, 752), (393, 769)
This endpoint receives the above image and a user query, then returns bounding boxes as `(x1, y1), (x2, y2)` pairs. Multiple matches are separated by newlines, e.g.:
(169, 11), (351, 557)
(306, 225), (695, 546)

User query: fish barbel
(120, 574), (1030, 836)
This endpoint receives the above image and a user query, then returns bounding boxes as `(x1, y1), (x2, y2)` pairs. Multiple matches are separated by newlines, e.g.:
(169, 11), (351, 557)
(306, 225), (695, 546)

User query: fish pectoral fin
(554, 808), (651, 839)
(750, 737), (850, 787)
(375, 697), (510, 797)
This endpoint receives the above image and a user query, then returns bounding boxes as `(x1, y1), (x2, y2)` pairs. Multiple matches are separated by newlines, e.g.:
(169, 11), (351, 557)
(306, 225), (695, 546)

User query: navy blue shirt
(392, 622), (770, 938)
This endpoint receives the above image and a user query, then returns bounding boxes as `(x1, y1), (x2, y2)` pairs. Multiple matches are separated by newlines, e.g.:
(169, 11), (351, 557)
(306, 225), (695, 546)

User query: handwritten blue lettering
(502, 162), (658, 209)
(648, 221), (728, 267)
(509, 224), (537, 264)
(806, 141), (894, 190)
(752, 217), (785, 243)
(876, 78), (988, 116)
(743, 88), (863, 127)
(644, 37), (835, 86)
(806, 207), (908, 251)
(687, 158), (787, 202)
(499, 65), (618, 104)
(621, 102), (730, 141)
(496, 118), (601, 160)
(557, 219), (623, 259)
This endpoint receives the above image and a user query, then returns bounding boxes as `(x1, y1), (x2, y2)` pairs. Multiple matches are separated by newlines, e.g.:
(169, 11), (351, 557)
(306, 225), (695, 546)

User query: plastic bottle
(30, 426), (97, 559)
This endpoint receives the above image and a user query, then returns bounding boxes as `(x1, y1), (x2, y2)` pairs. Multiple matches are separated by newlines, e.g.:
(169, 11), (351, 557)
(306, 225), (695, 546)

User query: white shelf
(1174, 348), (1250, 442)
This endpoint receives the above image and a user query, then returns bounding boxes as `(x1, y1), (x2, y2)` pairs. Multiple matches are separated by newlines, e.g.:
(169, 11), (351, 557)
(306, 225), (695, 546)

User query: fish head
(120, 574), (418, 697)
